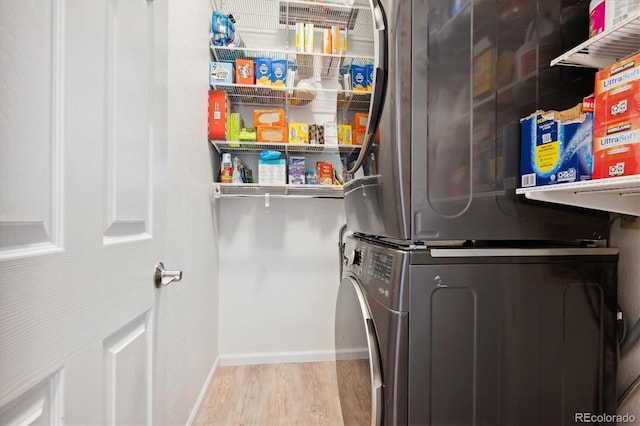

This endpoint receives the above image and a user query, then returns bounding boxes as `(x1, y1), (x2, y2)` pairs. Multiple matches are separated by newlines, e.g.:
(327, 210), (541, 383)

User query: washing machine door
(335, 276), (383, 426)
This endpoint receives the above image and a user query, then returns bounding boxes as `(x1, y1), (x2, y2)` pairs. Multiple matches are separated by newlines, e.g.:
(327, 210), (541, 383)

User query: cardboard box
(271, 60), (287, 87)
(338, 124), (352, 145)
(210, 62), (234, 86)
(295, 23), (305, 53)
(208, 90), (230, 140)
(257, 126), (288, 143)
(317, 161), (334, 185)
(352, 113), (368, 131)
(289, 156), (306, 184)
(322, 28), (332, 55)
(331, 26), (341, 55)
(254, 109), (286, 127)
(519, 104), (593, 188)
(353, 128), (366, 145)
(288, 123), (309, 144)
(324, 122), (338, 146)
(351, 65), (368, 92)
(594, 53), (640, 126)
(593, 53), (640, 178)
(259, 158), (286, 184)
(235, 59), (254, 85)
(228, 113), (243, 143)
(256, 57), (272, 86)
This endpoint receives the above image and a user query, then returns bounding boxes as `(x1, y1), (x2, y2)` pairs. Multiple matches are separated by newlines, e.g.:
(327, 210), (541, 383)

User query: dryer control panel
(343, 235), (410, 312)
(367, 250), (393, 286)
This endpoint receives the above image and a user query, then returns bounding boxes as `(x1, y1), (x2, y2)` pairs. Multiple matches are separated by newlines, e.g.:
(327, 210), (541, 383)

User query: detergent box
(520, 104), (593, 188)
(593, 52), (640, 178)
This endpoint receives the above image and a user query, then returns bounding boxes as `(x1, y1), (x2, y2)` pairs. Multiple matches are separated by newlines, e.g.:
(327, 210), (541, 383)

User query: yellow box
(295, 23), (305, 53)
(289, 123), (309, 144)
(337, 124), (352, 145)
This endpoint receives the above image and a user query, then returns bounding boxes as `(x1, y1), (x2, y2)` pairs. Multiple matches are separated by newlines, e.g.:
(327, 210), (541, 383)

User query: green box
(228, 113), (243, 143)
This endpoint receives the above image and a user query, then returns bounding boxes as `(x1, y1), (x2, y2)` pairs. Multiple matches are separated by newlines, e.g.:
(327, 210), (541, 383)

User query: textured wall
(160, 1), (220, 424)
(611, 218), (640, 419)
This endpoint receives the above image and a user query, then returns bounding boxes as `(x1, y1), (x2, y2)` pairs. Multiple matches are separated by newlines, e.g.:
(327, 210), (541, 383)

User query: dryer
(335, 233), (618, 426)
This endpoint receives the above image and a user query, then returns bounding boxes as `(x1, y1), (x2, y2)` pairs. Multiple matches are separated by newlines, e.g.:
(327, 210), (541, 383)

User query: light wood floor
(193, 362), (345, 426)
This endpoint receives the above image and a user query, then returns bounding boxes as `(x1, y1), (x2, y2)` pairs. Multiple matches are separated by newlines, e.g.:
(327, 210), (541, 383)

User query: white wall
(157, 1), (220, 424)
(218, 198), (345, 365)
(611, 219), (640, 418)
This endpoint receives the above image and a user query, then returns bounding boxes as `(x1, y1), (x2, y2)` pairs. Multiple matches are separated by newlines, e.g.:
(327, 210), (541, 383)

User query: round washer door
(335, 276), (383, 426)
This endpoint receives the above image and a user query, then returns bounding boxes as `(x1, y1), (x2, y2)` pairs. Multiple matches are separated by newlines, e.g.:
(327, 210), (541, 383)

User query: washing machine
(335, 233), (618, 426)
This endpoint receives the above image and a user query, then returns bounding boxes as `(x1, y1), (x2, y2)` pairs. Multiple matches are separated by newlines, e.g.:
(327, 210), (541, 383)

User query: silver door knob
(154, 262), (183, 288)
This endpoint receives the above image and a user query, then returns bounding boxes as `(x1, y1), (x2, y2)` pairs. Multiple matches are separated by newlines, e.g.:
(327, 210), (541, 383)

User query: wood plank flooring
(194, 362), (346, 426)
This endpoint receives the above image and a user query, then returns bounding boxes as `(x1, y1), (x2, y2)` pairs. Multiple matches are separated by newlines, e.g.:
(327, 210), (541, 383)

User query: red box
(593, 53), (640, 178)
(208, 90), (230, 140)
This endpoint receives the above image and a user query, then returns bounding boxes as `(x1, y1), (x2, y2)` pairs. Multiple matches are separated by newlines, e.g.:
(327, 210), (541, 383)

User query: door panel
(0, 1), (167, 424)
(104, 313), (152, 425)
(105, 0), (152, 240)
(0, 0), (61, 254)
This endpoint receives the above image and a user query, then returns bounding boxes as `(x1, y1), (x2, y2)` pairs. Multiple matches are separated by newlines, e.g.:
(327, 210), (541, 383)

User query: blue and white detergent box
(520, 104), (593, 188)
(209, 62), (234, 86)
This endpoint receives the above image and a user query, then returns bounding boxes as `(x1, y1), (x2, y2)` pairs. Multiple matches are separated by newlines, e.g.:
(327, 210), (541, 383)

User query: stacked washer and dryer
(334, 0), (619, 425)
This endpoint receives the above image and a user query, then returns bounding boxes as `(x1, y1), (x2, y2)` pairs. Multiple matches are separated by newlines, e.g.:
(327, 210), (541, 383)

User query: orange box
(317, 162), (334, 185)
(353, 128), (366, 145)
(208, 90), (230, 140)
(254, 109), (286, 127)
(592, 120), (640, 178)
(322, 29), (332, 55)
(352, 113), (368, 131)
(256, 126), (288, 143)
(235, 59), (255, 85)
(593, 53), (640, 178)
(331, 26), (341, 55)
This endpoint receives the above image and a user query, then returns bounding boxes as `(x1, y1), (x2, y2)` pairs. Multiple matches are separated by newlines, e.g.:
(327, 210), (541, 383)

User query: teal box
(520, 110), (593, 188)
(255, 57), (272, 86)
(271, 60), (287, 87)
(209, 62), (234, 86)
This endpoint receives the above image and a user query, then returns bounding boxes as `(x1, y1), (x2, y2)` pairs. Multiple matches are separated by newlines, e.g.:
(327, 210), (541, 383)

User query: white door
(0, 0), (168, 424)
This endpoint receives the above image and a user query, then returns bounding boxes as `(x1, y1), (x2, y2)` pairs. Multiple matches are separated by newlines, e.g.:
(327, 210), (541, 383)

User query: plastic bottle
(220, 153), (232, 183)
(590, 0), (640, 38)
(231, 157), (243, 183)
(589, 0), (607, 38)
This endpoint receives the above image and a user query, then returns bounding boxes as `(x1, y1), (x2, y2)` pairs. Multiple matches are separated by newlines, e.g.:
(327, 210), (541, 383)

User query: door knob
(154, 262), (183, 288)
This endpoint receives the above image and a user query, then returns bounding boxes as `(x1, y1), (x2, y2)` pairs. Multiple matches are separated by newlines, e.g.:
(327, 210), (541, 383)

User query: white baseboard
(219, 349), (335, 366)
(186, 356), (219, 426)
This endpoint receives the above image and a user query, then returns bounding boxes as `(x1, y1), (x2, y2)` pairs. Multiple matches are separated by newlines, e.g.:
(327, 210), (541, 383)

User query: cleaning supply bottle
(232, 157), (243, 183)
(220, 153), (232, 183)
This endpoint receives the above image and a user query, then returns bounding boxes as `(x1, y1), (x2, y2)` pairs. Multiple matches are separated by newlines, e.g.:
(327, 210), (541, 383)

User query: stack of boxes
(592, 53), (639, 179)
(520, 53), (639, 188)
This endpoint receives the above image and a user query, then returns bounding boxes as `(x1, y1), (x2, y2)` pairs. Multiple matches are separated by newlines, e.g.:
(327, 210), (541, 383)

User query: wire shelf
(210, 140), (362, 155)
(212, 46), (373, 80)
(551, 11), (640, 68)
(213, 182), (345, 198)
(210, 83), (371, 110)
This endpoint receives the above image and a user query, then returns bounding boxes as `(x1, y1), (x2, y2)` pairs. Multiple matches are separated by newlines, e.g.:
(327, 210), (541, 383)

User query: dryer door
(335, 277), (383, 426)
